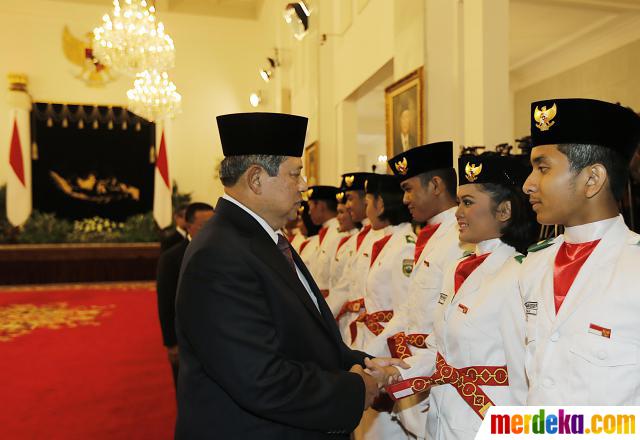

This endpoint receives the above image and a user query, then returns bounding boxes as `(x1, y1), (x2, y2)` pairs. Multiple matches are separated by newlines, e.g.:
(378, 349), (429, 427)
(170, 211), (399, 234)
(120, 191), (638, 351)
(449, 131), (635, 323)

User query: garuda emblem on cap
(534, 103), (557, 131)
(465, 162), (482, 182)
(307, 188), (314, 198)
(336, 191), (345, 203)
(394, 157), (408, 175)
(345, 175), (355, 187)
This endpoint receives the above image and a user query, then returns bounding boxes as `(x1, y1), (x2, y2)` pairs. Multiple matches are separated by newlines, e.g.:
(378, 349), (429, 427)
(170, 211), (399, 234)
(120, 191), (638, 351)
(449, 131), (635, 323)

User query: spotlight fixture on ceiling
(249, 91), (262, 108)
(259, 50), (280, 83)
(283, 1), (310, 41)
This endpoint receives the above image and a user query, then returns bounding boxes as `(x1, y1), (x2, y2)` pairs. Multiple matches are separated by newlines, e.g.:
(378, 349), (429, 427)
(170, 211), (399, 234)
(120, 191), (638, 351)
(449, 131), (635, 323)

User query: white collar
(361, 218), (371, 227)
(564, 215), (619, 244)
(475, 237), (503, 255)
(322, 217), (337, 228)
(428, 206), (457, 225)
(222, 193), (279, 244)
(176, 226), (187, 237)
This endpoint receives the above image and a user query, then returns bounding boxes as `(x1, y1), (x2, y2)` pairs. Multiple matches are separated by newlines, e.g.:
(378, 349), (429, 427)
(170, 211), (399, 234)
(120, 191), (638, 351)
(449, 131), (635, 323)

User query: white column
(423, 0), (511, 152)
(462, 0), (510, 149)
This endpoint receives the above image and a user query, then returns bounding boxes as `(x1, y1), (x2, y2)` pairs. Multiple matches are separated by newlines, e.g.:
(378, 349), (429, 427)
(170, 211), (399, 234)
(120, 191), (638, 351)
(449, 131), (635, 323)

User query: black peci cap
(458, 152), (531, 187)
(340, 172), (374, 192)
(307, 185), (340, 201)
(388, 141), (454, 181)
(530, 98), (640, 162)
(364, 174), (403, 196)
(216, 112), (308, 157)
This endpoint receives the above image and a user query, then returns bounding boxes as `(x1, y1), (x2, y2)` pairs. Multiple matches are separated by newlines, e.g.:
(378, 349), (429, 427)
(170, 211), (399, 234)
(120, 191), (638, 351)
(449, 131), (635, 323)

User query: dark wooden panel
(0, 243), (160, 285)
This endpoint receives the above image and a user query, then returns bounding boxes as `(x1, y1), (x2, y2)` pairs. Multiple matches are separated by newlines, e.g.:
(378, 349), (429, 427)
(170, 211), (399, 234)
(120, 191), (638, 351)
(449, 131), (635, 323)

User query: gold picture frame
(385, 67), (424, 161)
(304, 141), (319, 186)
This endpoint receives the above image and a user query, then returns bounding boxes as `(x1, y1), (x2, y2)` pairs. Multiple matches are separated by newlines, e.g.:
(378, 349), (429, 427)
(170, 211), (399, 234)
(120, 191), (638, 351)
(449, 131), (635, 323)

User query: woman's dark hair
(479, 183), (538, 254)
(373, 190), (412, 226)
(300, 203), (321, 237)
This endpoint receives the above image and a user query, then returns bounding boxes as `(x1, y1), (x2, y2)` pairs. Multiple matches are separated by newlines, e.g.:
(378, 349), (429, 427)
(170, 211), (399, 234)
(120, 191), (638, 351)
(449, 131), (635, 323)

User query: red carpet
(0, 283), (176, 440)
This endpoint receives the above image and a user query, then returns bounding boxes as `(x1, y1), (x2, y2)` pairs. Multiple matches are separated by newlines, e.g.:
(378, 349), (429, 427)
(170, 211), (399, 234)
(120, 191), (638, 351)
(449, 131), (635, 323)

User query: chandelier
(126, 69), (181, 122)
(93, 0), (175, 76)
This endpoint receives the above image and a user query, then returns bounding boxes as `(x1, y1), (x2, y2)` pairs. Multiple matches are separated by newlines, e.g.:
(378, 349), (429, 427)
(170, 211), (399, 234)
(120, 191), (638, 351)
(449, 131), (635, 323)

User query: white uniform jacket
(299, 234), (319, 269)
(308, 217), (345, 291)
(366, 207), (470, 357)
(356, 222), (416, 353)
(517, 215), (640, 405)
(340, 226), (390, 345)
(399, 238), (527, 440)
(325, 228), (358, 316)
(326, 232), (359, 317)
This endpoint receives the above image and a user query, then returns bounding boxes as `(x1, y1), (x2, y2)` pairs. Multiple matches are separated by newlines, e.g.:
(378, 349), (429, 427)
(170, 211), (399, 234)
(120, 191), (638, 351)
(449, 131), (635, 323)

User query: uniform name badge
(589, 323), (612, 338)
(438, 292), (448, 305)
(525, 301), (538, 316)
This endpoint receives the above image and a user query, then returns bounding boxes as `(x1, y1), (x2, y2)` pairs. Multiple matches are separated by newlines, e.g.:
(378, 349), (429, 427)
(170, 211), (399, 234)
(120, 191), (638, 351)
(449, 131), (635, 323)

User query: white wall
(0, 0), (271, 205)
(513, 38), (640, 138)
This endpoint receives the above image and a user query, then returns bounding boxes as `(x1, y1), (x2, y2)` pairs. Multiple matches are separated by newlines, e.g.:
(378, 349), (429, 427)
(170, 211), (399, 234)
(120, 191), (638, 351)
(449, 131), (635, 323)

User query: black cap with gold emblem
(339, 172), (374, 192)
(530, 98), (640, 162)
(364, 174), (402, 195)
(216, 112), (308, 157)
(307, 185), (340, 201)
(458, 152), (530, 187)
(387, 141), (454, 181)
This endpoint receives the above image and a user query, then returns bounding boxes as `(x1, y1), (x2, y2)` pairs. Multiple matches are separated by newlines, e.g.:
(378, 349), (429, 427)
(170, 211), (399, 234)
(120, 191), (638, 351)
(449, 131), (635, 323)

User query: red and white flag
(153, 121), (172, 228)
(7, 107), (32, 226)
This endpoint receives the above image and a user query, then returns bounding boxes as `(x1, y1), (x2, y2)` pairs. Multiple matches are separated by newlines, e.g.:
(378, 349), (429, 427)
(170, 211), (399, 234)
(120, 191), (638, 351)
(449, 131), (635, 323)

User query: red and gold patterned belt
(386, 352), (508, 419)
(387, 331), (429, 359)
(335, 298), (365, 322)
(349, 309), (393, 344)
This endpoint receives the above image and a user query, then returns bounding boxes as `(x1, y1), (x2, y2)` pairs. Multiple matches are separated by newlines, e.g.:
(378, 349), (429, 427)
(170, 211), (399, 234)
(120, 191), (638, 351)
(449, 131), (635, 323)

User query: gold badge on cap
(307, 188), (314, 198)
(464, 162), (482, 182)
(345, 175), (355, 187)
(394, 157), (408, 175)
(336, 191), (345, 203)
(298, 205), (305, 214)
(534, 103), (557, 131)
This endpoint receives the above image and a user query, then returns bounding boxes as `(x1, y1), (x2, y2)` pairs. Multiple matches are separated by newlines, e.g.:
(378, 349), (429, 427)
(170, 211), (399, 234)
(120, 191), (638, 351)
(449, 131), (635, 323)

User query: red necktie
(356, 224), (372, 251)
(318, 227), (329, 245)
(414, 223), (441, 264)
(370, 235), (392, 268)
(553, 239), (600, 313)
(454, 253), (490, 294)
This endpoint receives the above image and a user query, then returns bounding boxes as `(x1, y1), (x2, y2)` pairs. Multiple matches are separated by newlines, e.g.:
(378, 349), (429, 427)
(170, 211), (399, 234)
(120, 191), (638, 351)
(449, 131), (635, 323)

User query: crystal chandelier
(126, 69), (181, 121)
(93, 0), (175, 76)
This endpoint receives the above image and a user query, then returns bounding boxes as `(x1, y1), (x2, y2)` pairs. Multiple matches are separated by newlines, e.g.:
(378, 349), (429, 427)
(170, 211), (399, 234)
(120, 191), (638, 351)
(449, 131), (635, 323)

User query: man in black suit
(156, 202), (215, 389)
(175, 113), (406, 439)
(160, 204), (188, 252)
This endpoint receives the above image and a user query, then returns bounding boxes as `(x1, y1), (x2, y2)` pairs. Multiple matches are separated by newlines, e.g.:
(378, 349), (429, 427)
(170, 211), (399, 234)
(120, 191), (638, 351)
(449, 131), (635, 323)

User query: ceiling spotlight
(259, 56), (280, 82)
(249, 91), (262, 108)
(283, 1), (310, 41)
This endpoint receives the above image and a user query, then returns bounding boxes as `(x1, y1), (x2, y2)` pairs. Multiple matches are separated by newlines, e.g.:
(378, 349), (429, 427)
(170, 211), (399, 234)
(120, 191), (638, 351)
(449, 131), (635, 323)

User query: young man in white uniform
(516, 98), (640, 405)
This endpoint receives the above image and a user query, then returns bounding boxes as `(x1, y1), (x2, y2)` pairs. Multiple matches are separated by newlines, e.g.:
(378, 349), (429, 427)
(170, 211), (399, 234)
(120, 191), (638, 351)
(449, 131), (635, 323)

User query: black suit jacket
(161, 228), (186, 252)
(175, 198), (369, 439)
(156, 239), (188, 347)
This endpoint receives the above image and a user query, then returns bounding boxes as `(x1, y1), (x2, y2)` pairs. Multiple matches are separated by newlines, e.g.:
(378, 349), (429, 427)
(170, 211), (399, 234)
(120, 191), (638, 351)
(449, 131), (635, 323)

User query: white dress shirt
(222, 194), (320, 312)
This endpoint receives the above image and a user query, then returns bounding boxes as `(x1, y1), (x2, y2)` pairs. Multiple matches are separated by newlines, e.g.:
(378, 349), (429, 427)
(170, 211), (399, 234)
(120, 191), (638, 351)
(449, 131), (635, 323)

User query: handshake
(349, 357), (410, 410)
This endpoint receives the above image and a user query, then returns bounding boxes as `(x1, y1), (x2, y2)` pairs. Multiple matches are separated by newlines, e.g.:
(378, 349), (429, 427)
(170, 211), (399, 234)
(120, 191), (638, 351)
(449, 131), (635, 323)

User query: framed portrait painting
(385, 67), (424, 160)
(304, 141), (318, 186)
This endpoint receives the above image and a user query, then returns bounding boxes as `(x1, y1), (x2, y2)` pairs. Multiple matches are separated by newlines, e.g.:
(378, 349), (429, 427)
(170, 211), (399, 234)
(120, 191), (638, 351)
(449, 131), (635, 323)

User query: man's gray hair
(219, 155), (287, 187)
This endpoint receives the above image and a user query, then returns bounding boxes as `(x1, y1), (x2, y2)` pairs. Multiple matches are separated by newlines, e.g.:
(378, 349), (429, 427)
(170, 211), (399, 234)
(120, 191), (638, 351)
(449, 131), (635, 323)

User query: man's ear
(246, 165), (264, 195)
(431, 176), (443, 196)
(583, 163), (608, 199)
(375, 196), (385, 217)
(496, 200), (512, 223)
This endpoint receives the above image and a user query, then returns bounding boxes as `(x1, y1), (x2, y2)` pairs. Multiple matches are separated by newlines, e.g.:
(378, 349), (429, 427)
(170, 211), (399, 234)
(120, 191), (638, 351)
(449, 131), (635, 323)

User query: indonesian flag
(7, 108), (32, 226)
(153, 121), (172, 228)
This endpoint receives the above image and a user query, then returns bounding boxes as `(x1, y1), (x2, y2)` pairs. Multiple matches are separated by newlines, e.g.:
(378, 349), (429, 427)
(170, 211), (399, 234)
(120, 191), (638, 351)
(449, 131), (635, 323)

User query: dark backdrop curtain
(31, 103), (155, 221)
